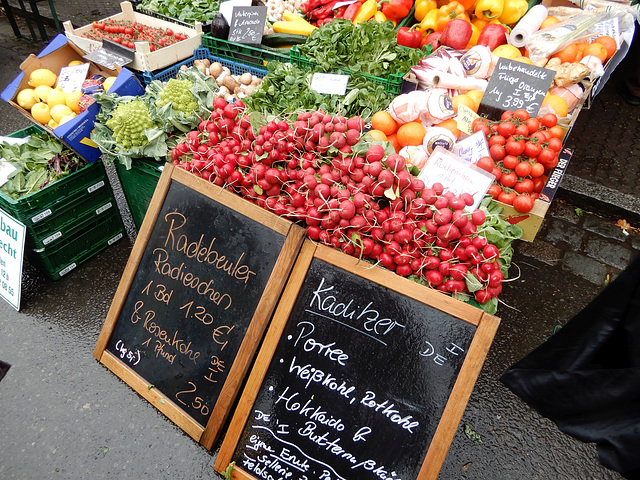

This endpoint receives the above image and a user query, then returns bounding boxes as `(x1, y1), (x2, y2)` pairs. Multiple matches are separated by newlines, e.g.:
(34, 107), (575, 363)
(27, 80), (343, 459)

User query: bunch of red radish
(471, 109), (565, 214)
(170, 98), (508, 305)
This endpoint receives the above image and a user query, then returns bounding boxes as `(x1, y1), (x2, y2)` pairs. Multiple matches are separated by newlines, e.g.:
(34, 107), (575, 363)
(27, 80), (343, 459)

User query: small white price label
(310, 73), (349, 95)
(57, 63), (90, 93)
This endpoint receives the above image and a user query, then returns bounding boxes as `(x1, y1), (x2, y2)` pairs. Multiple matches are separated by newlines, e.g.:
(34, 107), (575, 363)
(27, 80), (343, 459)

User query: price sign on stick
(228, 6), (267, 44)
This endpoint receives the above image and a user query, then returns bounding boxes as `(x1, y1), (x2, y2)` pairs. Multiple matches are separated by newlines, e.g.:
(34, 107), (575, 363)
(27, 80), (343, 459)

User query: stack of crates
(0, 125), (126, 280)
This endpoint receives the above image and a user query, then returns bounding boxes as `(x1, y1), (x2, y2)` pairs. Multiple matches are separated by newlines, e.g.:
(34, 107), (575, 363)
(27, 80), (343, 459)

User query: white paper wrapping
(509, 5), (549, 48)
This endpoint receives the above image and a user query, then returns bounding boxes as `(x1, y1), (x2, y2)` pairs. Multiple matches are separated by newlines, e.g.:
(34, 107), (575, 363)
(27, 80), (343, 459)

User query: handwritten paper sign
(215, 242), (500, 480)
(477, 57), (554, 120)
(94, 164), (304, 449)
(57, 63), (90, 93)
(311, 73), (349, 95)
(418, 147), (494, 210)
(228, 6), (267, 44)
(452, 130), (491, 164)
(0, 209), (25, 311)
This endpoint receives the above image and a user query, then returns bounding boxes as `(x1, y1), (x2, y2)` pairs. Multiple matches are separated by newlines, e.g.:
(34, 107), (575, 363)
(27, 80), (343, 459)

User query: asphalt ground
(0, 4), (639, 480)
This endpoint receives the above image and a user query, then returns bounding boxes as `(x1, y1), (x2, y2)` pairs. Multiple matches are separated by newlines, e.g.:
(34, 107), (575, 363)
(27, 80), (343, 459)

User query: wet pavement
(0, 4), (639, 480)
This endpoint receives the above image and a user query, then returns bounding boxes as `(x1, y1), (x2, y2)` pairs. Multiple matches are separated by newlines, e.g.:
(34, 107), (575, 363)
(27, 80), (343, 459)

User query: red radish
(366, 145), (385, 163)
(471, 209), (486, 226)
(385, 154), (406, 173)
(425, 270), (443, 286)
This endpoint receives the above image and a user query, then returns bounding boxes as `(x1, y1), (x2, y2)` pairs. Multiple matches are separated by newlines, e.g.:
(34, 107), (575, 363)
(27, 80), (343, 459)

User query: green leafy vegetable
(138, 0), (221, 24)
(297, 19), (425, 78)
(0, 131), (87, 199)
(243, 61), (395, 121)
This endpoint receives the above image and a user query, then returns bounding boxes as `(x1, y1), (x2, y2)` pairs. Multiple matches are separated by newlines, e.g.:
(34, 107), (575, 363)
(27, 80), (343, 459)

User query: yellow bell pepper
(466, 22), (481, 48)
(414, 0), (437, 22)
(472, 17), (502, 30)
(437, 1), (469, 31)
(475, 0), (504, 21)
(419, 8), (445, 34)
(353, 0), (378, 24)
(498, 0), (528, 25)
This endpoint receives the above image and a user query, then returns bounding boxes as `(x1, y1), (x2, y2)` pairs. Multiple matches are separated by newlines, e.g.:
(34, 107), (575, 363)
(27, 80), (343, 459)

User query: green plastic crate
(202, 33), (289, 68)
(289, 45), (407, 94)
(27, 209), (126, 281)
(0, 125), (116, 245)
(27, 196), (119, 250)
(114, 158), (164, 230)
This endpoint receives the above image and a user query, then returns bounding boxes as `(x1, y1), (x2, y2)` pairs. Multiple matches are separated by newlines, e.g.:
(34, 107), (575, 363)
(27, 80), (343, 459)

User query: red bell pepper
(420, 31), (443, 52)
(440, 18), (472, 50)
(308, 0), (338, 19)
(396, 25), (421, 49)
(476, 22), (509, 51)
(343, 0), (363, 21)
(379, 0), (412, 23)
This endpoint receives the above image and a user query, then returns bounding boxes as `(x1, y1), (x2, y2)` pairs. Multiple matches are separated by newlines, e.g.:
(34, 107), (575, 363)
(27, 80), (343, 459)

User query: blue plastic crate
(136, 46), (268, 85)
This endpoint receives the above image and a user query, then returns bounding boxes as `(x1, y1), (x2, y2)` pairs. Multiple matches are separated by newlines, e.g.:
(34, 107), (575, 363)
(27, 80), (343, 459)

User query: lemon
(48, 119), (60, 129)
(514, 55), (533, 65)
(492, 44), (522, 59)
(46, 88), (67, 107)
(59, 113), (77, 125)
(31, 102), (51, 124)
(50, 104), (74, 124)
(34, 85), (53, 102)
(65, 90), (83, 113)
(16, 88), (39, 110)
(68, 60), (84, 66)
(103, 76), (117, 92)
(28, 68), (57, 87)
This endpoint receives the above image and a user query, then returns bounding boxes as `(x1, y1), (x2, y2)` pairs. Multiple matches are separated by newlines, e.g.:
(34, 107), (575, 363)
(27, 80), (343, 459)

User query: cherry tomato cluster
(471, 109), (564, 214)
(83, 19), (189, 51)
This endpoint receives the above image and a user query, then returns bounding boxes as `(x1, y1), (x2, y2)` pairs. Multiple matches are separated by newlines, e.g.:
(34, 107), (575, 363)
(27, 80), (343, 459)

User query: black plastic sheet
(500, 254), (640, 480)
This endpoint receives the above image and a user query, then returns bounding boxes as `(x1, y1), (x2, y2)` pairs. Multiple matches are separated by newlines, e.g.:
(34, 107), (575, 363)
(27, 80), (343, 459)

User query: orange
(451, 93), (477, 113)
(539, 15), (559, 29)
(574, 41), (589, 61)
(593, 35), (617, 61)
(582, 42), (608, 63)
(396, 121), (426, 147)
(435, 119), (460, 139)
(387, 133), (401, 153)
(541, 94), (568, 118)
(552, 43), (578, 63)
(370, 110), (398, 136)
(368, 129), (388, 141)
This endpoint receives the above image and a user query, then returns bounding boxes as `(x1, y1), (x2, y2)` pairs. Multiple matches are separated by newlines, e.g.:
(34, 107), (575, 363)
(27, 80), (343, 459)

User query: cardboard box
(1, 34), (145, 163)
(63, 1), (203, 72)
(497, 148), (573, 242)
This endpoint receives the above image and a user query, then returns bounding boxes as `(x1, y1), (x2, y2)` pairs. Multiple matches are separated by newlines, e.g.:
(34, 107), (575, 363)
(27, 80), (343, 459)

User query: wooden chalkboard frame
(214, 241), (500, 480)
(94, 163), (305, 449)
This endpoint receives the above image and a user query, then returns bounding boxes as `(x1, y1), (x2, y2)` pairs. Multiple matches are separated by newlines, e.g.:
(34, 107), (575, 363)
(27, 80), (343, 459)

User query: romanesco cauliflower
(156, 78), (198, 115)
(105, 100), (156, 150)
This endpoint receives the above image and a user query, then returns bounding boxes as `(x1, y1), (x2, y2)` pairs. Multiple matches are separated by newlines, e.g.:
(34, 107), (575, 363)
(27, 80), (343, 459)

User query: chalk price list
(109, 210), (260, 425)
(236, 275), (470, 480)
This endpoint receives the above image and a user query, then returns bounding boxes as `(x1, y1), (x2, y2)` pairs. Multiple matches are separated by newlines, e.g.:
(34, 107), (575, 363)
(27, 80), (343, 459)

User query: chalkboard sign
(94, 164), (304, 449)
(228, 6), (267, 45)
(477, 57), (554, 120)
(215, 242), (500, 480)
